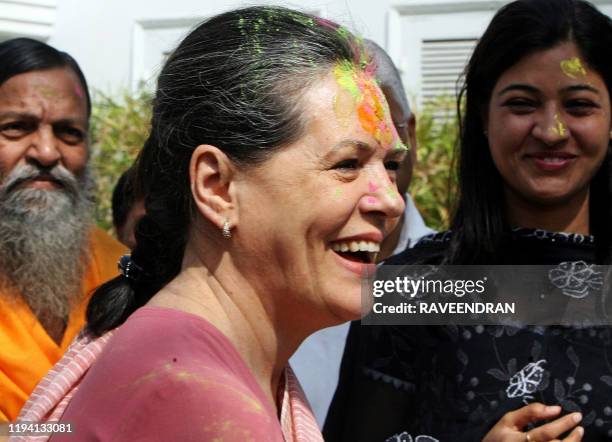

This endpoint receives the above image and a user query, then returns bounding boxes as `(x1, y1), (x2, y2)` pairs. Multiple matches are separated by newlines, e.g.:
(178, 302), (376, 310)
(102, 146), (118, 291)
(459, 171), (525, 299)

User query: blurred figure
(0, 38), (125, 421)
(289, 38), (434, 426)
(112, 166), (145, 249)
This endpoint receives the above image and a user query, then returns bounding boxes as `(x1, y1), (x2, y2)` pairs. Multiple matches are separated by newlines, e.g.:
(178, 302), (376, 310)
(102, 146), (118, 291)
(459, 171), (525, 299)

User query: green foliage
(411, 95), (459, 232)
(90, 90), (152, 231)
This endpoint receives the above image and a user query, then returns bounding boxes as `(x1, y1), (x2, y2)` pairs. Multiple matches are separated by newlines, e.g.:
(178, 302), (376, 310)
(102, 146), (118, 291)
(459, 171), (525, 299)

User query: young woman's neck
(505, 187), (590, 235)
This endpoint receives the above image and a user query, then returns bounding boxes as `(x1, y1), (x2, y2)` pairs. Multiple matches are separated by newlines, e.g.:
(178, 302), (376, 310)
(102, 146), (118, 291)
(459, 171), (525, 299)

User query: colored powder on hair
(560, 57), (587, 79)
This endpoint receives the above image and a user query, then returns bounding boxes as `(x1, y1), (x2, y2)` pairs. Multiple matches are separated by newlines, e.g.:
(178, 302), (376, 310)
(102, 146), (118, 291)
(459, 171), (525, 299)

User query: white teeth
(331, 240), (381, 253)
(541, 157), (566, 163)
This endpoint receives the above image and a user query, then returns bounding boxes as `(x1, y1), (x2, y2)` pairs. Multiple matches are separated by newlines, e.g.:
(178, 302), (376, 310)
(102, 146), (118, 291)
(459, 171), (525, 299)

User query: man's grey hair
(363, 39), (411, 120)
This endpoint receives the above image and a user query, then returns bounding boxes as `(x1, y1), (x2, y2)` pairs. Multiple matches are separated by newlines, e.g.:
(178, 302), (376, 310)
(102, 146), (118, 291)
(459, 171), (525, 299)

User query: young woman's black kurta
(324, 229), (611, 442)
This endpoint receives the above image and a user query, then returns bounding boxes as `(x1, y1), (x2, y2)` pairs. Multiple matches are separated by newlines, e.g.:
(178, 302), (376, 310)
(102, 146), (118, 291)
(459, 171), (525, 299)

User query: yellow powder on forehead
(560, 57), (587, 79)
(333, 88), (357, 127)
(35, 84), (63, 99)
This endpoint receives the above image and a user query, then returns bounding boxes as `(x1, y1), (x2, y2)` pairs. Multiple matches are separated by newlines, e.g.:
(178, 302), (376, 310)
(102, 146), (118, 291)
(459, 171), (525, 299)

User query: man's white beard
(0, 163), (94, 322)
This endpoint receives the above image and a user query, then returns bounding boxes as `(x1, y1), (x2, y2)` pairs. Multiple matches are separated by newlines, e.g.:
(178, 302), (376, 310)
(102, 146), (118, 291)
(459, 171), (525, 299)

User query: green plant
(90, 89), (152, 232)
(411, 95), (459, 231)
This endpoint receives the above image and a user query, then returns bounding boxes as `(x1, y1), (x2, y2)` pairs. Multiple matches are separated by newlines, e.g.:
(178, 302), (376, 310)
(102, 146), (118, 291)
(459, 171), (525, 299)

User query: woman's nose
(531, 110), (570, 146)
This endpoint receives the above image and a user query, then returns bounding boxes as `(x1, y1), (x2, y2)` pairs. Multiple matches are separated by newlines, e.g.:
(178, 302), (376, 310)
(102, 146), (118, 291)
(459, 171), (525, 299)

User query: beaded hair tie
(117, 255), (147, 282)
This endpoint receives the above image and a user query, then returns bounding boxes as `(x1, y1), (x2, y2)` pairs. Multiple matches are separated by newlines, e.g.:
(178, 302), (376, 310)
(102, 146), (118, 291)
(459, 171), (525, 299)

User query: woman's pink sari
(12, 327), (323, 442)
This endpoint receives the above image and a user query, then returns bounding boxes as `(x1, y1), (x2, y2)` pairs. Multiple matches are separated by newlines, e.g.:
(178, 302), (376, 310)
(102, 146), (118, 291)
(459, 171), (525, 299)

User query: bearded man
(0, 38), (125, 421)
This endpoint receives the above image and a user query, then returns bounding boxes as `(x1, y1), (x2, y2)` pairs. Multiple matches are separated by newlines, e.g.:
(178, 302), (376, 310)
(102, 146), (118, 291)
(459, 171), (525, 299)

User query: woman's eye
(565, 100), (597, 116)
(504, 99), (536, 113)
(385, 161), (401, 171)
(332, 159), (359, 170)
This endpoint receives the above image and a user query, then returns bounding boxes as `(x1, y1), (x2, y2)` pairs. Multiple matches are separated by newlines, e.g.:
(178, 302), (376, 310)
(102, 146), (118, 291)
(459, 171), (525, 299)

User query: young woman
(326, 0), (612, 441)
(12, 7), (408, 441)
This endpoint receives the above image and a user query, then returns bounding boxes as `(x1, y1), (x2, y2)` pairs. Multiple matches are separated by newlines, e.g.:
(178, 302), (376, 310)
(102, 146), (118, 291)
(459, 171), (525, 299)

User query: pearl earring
(222, 219), (232, 239)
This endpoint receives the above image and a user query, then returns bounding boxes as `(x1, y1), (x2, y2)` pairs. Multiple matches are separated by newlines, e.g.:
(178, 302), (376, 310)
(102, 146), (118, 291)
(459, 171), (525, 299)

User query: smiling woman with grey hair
(14, 6), (408, 441)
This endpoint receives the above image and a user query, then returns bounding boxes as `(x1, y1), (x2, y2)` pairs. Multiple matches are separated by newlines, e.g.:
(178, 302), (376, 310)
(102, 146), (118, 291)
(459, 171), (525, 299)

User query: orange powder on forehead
(333, 61), (407, 151)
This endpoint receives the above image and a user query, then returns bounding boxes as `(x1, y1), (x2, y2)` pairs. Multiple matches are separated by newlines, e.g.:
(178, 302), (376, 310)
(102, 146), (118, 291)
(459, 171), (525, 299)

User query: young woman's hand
(483, 403), (583, 442)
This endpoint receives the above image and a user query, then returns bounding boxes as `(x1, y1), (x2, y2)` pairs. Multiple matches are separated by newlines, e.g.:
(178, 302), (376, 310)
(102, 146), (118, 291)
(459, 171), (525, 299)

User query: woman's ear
(189, 145), (237, 230)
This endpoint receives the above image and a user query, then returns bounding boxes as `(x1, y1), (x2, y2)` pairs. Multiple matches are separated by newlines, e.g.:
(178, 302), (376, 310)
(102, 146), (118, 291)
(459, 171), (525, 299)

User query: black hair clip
(118, 255), (147, 282)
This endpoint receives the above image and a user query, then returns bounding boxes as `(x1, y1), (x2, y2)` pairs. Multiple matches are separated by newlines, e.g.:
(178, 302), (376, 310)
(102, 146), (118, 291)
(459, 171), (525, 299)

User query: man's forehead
(0, 68), (88, 123)
(0, 68), (83, 100)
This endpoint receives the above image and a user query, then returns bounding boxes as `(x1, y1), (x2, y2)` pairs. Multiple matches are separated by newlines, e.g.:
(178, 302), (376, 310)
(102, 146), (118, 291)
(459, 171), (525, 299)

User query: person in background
(0, 38), (125, 421)
(290, 38), (434, 426)
(14, 8), (407, 441)
(325, 0), (611, 440)
(112, 166), (145, 249)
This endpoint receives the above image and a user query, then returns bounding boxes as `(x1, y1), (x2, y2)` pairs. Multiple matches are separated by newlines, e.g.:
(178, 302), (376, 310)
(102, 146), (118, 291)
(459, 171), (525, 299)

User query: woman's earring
(222, 219), (232, 239)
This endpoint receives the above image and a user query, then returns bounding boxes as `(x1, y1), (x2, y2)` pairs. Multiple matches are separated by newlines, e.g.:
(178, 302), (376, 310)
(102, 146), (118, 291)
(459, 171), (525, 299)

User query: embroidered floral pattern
(548, 261), (603, 298)
(512, 228), (595, 244)
(417, 228), (595, 246)
(506, 360), (547, 403)
(356, 229), (611, 439)
(385, 431), (439, 442)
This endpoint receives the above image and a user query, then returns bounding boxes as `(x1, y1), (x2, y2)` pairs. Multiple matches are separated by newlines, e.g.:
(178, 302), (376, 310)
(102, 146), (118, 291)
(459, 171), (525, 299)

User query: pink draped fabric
(10, 307), (324, 442)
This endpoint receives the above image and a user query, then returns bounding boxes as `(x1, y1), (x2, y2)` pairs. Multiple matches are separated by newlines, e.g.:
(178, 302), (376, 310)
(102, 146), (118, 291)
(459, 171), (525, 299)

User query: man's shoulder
(89, 226), (126, 255)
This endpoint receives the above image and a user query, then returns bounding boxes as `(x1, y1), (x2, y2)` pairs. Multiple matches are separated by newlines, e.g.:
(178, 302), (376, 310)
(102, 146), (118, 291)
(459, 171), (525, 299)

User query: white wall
(44, 0), (612, 100)
(0, 0), (57, 41)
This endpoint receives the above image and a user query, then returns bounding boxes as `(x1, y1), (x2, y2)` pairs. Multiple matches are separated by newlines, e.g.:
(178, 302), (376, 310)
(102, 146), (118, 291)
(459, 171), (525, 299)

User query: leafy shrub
(90, 90), (152, 231)
(411, 95), (458, 231)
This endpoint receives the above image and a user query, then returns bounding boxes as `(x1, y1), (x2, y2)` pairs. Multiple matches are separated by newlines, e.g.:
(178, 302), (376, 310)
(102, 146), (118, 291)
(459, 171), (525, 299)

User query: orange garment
(0, 227), (125, 421)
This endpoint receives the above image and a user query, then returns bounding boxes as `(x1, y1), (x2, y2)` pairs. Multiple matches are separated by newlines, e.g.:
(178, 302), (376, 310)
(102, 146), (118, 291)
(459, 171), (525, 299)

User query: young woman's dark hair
(86, 6), (361, 337)
(449, 0), (612, 264)
(0, 37), (92, 117)
(111, 166), (139, 232)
